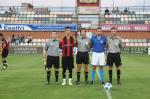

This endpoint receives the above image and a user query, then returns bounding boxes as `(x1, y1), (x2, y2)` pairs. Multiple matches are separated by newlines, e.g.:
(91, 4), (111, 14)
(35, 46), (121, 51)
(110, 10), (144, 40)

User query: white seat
(32, 43), (37, 46)
(37, 39), (42, 42)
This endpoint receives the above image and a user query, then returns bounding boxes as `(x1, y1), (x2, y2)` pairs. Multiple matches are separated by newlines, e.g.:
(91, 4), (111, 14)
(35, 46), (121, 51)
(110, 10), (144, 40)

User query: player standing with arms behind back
(76, 28), (91, 84)
(106, 27), (123, 85)
(60, 27), (75, 86)
(43, 32), (60, 84)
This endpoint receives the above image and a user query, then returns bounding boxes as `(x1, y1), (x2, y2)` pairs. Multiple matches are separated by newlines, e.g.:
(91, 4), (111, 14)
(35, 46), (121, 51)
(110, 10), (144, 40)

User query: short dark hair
(97, 27), (102, 30)
(65, 27), (71, 30)
(80, 28), (86, 32)
(111, 27), (116, 30)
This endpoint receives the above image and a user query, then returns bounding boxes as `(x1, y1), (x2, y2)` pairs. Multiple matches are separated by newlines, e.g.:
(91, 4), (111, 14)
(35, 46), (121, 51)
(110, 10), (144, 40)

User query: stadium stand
(0, 6), (150, 47)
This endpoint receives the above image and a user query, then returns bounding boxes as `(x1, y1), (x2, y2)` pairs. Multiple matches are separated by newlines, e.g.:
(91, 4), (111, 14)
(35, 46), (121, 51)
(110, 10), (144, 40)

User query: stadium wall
(1, 30), (150, 39)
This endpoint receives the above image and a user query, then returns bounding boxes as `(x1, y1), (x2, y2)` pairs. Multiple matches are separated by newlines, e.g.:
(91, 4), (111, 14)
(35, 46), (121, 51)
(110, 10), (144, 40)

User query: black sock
(62, 69), (66, 79)
(55, 71), (59, 82)
(3, 60), (6, 66)
(117, 70), (121, 82)
(109, 70), (112, 83)
(69, 69), (72, 78)
(47, 71), (51, 83)
(84, 71), (88, 81)
(77, 72), (80, 82)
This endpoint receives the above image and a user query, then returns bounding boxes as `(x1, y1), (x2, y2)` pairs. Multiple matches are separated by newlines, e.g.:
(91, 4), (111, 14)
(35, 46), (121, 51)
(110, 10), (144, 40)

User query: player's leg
(99, 66), (105, 84)
(62, 57), (67, 85)
(68, 68), (73, 85)
(76, 52), (82, 84)
(46, 68), (51, 84)
(68, 57), (74, 85)
(106, 53), (114, 84)
(83, 52), (89, 84)
(90, 66), (97, 84)
(1, 49), (8, 70)
(45, 56), (52, 84)
(99, 52), (106, 84)
(83, 64), (89, 84)
(90, 52), (98, 84)
(62, 68), (67, 85)
(114, 53), (122, 85)
(54, 56), (60, 83)
(76, 64), (82, 84)
(109, 66), (113, 84)
(116, 66), (121, 85)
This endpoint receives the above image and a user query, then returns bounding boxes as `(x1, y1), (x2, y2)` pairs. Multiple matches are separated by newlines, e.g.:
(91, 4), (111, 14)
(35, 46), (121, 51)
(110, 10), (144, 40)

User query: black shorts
(2, 49), (9, 58)
(62, 56), (74, 69)
(76, 52), (89, 64)
(106, 53), (122, 67)
(46, 56), (60, 69)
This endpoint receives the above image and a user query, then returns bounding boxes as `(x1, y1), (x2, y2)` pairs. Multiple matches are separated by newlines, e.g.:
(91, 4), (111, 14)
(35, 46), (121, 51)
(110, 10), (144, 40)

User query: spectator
(115, 7), (120, 14)
(15, 35), (20, 45)
(104, 7), (110, 15)
(124, 8), (128, 14)
(11, 34), (15, 43)
(112, 7), (120, 14)
(21, 35), (25, 43)
(27, 35), (32, 44)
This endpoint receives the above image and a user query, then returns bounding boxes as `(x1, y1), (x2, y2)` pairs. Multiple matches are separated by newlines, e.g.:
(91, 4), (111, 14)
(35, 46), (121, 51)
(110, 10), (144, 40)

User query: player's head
(80, 28), (86, 38)
(96, 27), (102, 36)
(65, 27), (71, 37)
(110, 27), (117, 37)
(51, 31), (57, 39)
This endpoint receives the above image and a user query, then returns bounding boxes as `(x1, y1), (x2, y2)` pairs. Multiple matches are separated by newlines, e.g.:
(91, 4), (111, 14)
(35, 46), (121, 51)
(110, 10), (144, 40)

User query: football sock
(109, 70), (112, 83)
(84, 71), (88, 81)
(69, 69), (72, 78)
(55, 71), (59, 82)
(91, 70), (96, 81)
(77, 72), (80, 82)
(62, 68), (66, 79)
(117, 70), (121, 82)
(47, 71), (51, 83)
(100, 69), (104, 81)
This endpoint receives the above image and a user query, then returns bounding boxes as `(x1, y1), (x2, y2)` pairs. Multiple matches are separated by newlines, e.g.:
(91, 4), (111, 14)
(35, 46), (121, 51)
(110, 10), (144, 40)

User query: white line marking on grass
(96, 69), (112, 99)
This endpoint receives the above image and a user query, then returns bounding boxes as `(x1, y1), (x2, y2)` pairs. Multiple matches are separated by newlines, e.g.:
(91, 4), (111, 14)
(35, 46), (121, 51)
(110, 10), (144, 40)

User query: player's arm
(118, 37), (124, 48)
(43, 42), (48, 66)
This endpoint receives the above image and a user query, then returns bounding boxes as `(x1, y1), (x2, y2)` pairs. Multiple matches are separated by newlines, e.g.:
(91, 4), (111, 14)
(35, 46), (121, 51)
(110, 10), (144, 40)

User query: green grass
(0, 54), (150, 99)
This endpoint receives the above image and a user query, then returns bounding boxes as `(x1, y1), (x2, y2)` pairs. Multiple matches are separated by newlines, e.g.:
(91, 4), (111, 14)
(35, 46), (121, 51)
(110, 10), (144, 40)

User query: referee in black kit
(76, 28), (91, 84)
(106, 27), (124, 85)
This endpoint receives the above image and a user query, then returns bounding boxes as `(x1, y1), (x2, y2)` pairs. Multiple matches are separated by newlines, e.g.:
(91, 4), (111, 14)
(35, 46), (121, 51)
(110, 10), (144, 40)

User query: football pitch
(0, 54), (150, 99)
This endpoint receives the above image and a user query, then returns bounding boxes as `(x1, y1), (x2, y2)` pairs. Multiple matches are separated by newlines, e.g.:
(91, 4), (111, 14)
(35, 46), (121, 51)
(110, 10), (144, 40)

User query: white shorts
(91, 52), (106, 66)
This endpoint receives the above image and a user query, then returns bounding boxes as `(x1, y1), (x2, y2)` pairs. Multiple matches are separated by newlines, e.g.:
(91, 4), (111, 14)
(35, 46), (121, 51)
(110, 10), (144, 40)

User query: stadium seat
(125, 43), (130, 47)
(143, 43), (147, 47)
(139, 43), (143, 46)
(134, 43), (139, 46)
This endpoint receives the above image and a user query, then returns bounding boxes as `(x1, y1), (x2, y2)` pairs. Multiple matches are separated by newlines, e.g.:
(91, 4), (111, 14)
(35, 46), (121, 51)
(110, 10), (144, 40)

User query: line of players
(43, 27), (123, 85)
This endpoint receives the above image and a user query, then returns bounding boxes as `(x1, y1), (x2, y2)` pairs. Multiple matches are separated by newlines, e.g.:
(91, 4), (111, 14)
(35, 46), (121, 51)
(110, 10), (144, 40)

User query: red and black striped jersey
(2, 39), (9, 50)
(60, 36), (74, 57)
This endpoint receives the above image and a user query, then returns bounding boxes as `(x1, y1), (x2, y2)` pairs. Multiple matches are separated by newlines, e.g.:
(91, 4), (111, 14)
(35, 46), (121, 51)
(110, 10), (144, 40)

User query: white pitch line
(96, 69), (112, 99)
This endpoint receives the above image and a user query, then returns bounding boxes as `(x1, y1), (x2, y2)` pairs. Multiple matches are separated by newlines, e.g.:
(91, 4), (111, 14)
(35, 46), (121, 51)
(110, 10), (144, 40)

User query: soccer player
(90, 27), (107, 84)
(106, 27), (123, 85)
(43, 32), (60, 84)
(0, 33), (3, 63)
(76, 28), (91, 84)
(60, 27), (75, 86)
(1, 35), (9, 70)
